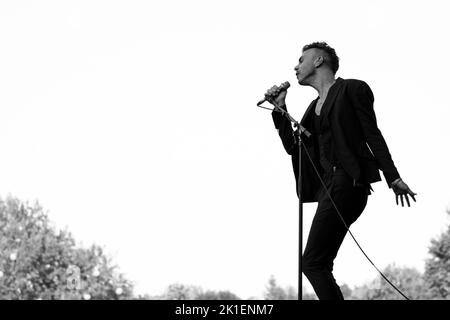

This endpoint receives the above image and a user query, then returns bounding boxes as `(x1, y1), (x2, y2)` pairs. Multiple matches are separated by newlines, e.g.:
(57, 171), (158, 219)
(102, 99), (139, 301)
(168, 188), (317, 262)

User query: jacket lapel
(319, 77), (344, 127)
(299, 98), (318, 128)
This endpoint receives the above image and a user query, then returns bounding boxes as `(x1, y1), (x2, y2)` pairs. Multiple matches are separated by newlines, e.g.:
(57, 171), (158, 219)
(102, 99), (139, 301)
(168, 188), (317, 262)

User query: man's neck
(310, 73), (336, 100)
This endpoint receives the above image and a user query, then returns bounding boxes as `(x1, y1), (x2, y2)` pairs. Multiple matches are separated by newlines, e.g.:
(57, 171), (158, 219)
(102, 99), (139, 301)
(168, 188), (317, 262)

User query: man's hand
(391, 178), (417, 207)
(265, 85), (287, 107)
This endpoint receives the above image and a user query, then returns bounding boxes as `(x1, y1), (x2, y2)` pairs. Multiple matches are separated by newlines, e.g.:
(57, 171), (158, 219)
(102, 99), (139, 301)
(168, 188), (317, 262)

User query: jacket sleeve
(348, 81), (400, 187)
(271, 106), (296, 155)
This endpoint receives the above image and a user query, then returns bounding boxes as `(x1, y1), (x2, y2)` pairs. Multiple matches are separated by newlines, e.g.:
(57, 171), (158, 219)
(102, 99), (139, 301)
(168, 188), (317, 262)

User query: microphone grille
(281, 81), (291, 89)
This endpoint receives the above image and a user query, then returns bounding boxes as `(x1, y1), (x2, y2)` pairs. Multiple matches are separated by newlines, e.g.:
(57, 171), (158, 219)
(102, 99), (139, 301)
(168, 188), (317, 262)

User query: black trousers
(302, 167), (369, 300)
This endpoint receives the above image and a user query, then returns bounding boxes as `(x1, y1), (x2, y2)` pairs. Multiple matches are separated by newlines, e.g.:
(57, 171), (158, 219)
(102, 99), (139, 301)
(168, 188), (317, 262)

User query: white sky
(1, 0), (449, 299)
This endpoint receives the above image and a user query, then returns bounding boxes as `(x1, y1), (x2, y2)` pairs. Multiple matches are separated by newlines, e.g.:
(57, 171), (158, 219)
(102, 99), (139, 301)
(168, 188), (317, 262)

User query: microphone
(257, 81), (290, 106)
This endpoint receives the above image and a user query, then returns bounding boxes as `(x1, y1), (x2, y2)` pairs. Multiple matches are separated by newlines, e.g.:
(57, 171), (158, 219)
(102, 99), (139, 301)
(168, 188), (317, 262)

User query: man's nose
(294, 65), (299, 71)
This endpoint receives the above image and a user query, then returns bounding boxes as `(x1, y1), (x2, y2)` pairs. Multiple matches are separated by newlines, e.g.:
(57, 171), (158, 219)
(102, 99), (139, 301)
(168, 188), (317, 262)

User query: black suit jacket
(272, 77), (400, 202)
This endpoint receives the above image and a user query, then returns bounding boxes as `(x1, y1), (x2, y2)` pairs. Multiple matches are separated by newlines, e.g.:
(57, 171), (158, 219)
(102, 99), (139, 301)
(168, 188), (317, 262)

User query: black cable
(259, 103), (410, 299)
(299, 137), (410, 300)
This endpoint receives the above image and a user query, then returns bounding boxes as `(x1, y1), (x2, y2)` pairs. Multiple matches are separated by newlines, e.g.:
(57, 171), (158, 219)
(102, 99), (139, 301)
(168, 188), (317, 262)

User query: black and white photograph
(0, 0), (449, 310)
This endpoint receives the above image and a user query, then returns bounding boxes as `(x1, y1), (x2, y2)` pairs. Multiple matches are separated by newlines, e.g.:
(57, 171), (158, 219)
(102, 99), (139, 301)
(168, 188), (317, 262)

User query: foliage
(333, 210), (450, 300)
(0, 195), (133, 300)
(163, 283), (203, 300)
(159, 283), (241, 300)
(263, 275), (316, 300)
(423, 210), (450, 299)
(340, 283), (353, 300)
(195, 290), (241, 300)
(349, 265), (427, 300)
(8, 193), (450, 301)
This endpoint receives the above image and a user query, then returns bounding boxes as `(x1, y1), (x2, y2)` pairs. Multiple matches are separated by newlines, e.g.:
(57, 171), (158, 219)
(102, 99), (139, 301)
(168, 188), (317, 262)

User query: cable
(299, 137), (410, 300)
(259, 103), (410, 299)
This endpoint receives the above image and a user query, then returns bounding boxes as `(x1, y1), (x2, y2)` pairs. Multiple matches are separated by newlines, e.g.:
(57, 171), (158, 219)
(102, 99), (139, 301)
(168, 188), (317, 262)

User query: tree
(350, 264), (427, 300)
(163, 283), (202, 300)
(161, 283), (241, 300)
(0, 195), (134, 299)
(340, 283), (353, 300)
(196, 290), (240, 300)
(423, 210), (450, 299)
(263, 275), (316, 300)
(264, 275), (288, 300)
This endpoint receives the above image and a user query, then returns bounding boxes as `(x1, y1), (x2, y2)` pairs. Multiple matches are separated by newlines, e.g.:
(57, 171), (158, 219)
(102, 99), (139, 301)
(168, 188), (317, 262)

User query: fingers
(266, 85), (281, 97)
(405, 194), (410, 207)
(408, 189), (417, 199)
(266, 86), (278, 96)
(396, 192), (416, 207)
(396, 194), (411, 207)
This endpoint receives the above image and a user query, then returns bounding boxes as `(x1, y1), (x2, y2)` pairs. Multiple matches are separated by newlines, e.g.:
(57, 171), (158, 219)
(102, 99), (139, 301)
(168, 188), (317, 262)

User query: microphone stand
(260, 103), (311, 301)
(293, 122), (303, 301)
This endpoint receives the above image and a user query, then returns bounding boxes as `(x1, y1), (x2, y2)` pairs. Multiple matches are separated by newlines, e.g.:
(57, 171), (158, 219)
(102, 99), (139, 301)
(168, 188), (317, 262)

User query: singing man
(267, 42), (417, 300)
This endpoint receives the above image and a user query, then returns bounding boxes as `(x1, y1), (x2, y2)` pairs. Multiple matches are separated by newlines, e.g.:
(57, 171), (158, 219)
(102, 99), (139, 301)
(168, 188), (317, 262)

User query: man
(267, 42), (417, 300)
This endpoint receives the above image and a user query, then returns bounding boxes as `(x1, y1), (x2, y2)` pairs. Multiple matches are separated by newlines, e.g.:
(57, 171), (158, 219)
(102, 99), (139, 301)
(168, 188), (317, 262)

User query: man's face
(294, 49), (319, 85)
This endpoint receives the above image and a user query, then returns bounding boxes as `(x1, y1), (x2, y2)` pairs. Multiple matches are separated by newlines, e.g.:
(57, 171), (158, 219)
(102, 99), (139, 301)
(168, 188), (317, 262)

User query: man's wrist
(391, 178), (402, 187)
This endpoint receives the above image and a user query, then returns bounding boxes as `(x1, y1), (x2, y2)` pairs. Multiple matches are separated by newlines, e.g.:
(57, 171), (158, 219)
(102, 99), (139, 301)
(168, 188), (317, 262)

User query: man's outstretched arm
(348, 81), (417, 206)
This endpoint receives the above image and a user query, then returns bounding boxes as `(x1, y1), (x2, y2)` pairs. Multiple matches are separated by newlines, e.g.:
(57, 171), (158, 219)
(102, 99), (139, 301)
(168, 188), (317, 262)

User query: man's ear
(314, 56), (324, 68)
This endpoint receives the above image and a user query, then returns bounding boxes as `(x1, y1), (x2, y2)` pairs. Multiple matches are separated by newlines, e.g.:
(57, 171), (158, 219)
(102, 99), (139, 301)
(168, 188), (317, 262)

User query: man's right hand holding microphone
(258, 82), (290, 109)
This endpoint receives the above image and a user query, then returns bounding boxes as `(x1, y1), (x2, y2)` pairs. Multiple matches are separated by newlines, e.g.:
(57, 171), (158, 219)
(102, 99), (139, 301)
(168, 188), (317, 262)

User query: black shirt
(312, 104), (340, 173)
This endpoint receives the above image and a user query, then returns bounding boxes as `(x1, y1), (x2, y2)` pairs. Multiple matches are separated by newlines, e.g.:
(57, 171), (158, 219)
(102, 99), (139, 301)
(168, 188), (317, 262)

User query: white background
(0, 0), (449, 299)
